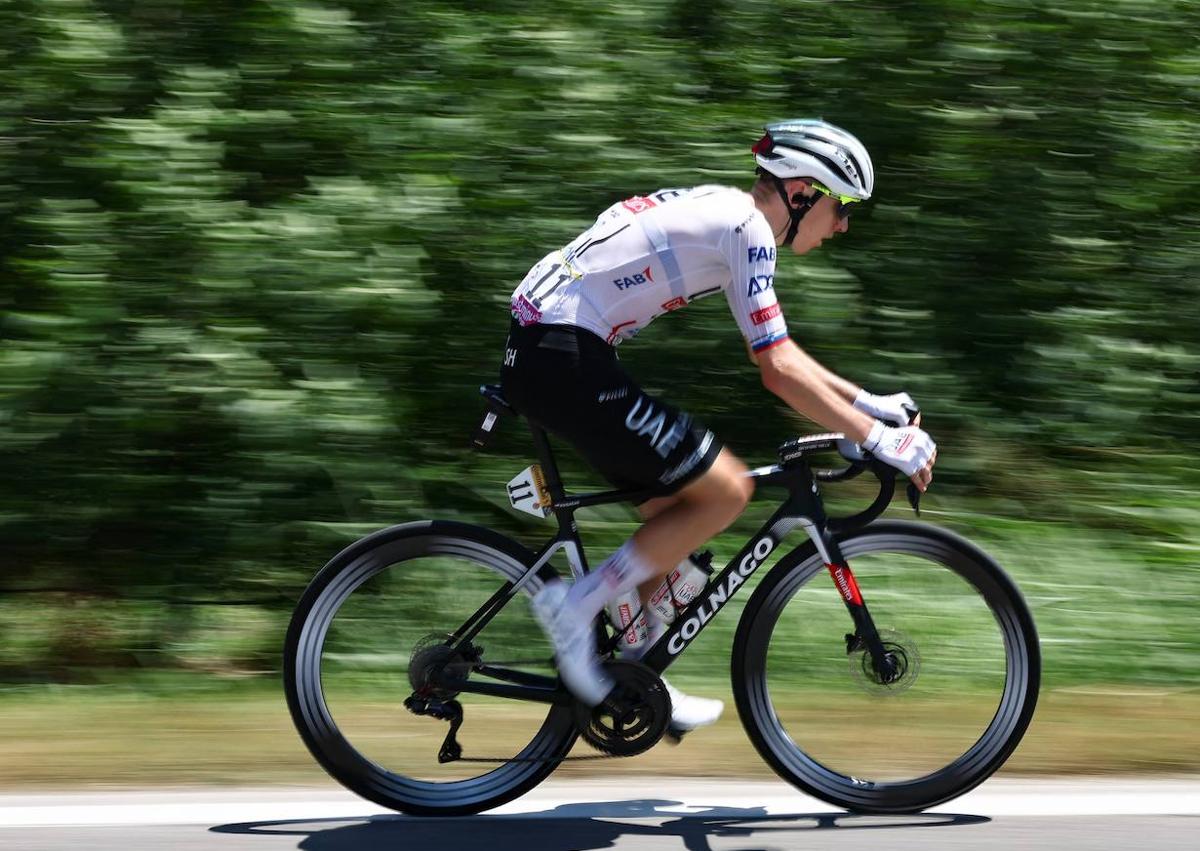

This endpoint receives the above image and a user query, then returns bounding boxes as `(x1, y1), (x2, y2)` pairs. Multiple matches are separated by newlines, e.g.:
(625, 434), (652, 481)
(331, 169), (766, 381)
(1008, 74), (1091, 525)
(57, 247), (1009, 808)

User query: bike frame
(442, 421), (896, 706)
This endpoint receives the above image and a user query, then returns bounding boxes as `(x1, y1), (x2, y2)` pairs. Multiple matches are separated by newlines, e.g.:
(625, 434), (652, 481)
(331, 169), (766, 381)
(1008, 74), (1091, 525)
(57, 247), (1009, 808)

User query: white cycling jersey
(510, 185), (790, 353)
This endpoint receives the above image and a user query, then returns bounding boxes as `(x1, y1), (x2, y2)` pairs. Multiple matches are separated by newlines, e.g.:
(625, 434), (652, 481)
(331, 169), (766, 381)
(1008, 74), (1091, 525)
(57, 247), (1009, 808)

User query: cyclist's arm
(755, 339), (876, 444)
(719, 201), (867, 432)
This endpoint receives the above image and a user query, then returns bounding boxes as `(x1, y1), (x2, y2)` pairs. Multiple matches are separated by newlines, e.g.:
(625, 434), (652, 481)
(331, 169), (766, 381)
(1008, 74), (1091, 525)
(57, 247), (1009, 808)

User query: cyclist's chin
(791, 235), (824, 255)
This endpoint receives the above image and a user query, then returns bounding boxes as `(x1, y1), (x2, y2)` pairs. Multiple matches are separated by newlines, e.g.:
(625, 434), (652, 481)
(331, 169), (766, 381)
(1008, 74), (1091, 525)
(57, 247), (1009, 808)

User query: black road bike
(284, 385), (1040, 816)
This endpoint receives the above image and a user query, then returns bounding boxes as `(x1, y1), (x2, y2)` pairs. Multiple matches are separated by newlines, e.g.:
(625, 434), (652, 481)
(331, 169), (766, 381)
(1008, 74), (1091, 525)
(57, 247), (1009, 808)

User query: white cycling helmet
(753, 118), (874, 201)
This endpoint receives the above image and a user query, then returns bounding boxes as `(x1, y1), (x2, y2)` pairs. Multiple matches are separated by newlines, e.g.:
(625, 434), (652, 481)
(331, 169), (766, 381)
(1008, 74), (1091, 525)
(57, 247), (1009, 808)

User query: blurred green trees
(1, 0), (1196, 682)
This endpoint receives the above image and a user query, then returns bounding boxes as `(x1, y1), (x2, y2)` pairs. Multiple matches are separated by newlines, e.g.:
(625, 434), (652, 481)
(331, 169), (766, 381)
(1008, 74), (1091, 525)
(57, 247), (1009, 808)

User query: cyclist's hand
(864, 422), (937, 491)
(854, 390), (920, 428)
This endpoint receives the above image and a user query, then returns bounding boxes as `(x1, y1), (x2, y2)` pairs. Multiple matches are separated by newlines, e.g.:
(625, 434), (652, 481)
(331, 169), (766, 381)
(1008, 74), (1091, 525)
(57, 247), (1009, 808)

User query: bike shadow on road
(211, 799), (989, 851)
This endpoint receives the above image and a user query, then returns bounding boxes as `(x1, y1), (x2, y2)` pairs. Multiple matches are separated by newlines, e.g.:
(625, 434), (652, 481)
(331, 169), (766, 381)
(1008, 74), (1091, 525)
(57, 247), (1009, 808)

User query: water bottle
(607, 591), (648, 653)
(607, 551), (714, 657)
(647, 551), (714, 624)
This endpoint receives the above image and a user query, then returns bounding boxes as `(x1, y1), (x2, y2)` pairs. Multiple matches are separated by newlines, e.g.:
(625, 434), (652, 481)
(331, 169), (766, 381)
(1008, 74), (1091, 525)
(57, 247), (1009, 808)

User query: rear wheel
(284, 521), (577, 816)
(732, 520), (1040, 813)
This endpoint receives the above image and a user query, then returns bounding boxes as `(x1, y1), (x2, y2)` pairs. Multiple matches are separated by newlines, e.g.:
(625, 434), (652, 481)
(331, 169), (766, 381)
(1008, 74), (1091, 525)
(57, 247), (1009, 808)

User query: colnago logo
(667, 536), (776, 655)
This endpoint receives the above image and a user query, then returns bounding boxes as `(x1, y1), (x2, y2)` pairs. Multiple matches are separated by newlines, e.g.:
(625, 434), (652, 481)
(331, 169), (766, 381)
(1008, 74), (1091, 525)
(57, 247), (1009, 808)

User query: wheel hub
(847, 628), (921, 695)
(408, 633), (474, 698)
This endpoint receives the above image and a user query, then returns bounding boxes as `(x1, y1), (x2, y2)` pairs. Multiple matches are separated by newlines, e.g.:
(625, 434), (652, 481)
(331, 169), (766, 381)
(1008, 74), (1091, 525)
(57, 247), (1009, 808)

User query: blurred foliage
(1, 0), (1197, 687)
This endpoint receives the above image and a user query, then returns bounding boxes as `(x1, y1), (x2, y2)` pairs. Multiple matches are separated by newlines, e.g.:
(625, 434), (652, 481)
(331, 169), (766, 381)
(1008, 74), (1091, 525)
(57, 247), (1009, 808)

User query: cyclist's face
(789, 182), (848, 255)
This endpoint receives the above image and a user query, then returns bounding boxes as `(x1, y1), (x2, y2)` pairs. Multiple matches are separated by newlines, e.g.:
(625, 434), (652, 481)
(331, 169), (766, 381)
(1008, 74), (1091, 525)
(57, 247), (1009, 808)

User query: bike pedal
(664, 724), (688, 745)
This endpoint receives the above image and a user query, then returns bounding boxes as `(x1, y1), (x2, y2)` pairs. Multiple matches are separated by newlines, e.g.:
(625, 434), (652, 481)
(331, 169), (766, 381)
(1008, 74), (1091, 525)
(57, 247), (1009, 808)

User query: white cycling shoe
(532, 582), (614, 706)
(663, 679), (724, 731)
(533, 581), (725, 730)
(619, 623), (724, 731)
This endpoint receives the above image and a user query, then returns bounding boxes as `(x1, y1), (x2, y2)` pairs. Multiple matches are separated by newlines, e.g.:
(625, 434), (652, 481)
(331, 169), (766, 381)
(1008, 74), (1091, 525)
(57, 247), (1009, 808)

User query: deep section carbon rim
(734, 521), (1039, 813)
(285, 525), (577, 815)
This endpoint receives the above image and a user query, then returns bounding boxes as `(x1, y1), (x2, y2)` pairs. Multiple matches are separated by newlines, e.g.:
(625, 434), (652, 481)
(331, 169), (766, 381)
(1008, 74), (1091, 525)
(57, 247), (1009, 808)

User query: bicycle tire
(284, 519), (577, 816)
(731, 519), (1040, 813)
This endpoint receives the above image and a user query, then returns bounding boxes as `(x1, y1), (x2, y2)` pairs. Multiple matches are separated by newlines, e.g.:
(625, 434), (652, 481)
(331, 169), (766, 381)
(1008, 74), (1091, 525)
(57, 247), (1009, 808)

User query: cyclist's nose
(836, 216), (849, 235)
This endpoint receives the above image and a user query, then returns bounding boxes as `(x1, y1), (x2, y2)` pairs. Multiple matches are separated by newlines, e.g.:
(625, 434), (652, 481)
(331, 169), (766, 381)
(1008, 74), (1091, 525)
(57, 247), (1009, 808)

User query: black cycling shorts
(500, 319), (722, 496)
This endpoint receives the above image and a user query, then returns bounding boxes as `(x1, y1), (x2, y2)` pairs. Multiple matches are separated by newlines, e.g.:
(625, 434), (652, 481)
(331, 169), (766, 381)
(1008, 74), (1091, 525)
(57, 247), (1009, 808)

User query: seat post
(528, 424), (568, 503)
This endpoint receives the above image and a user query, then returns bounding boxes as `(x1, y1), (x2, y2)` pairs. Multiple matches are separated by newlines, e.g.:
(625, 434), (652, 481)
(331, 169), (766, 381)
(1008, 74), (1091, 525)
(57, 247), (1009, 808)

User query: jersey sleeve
(723, 209), (790, 354)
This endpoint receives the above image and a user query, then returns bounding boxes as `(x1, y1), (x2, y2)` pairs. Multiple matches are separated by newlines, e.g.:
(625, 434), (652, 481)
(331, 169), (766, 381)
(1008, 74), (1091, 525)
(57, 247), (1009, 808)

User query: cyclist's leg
(622, 452), (749, 728)
(502, 320), (743, 703)
(629, 447), (753, 596)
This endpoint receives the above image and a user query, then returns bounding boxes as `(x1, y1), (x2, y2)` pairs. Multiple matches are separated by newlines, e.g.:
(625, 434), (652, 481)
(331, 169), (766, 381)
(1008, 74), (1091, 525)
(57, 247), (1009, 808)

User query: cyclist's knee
(724, 453), (755, 510)
(684, 449), (753, 517)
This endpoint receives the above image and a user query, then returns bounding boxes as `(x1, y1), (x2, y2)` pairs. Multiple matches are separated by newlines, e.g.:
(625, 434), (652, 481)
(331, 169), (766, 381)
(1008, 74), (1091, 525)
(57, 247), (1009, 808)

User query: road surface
(1, 777), (1196, 850)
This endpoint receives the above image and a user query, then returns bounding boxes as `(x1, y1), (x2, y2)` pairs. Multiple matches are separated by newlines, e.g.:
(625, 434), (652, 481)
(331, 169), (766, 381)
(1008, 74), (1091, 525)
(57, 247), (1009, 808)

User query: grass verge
(2, 683), (1197, 789)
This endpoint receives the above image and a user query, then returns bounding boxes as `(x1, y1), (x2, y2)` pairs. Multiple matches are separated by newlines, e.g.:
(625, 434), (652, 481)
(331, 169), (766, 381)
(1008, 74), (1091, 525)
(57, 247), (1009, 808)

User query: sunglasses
(810, 182), (860, 220)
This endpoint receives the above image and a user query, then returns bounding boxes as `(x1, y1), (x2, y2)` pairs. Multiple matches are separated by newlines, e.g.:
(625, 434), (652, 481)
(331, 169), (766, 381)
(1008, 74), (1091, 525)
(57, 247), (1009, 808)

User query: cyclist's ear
(784, 178), (813, 202)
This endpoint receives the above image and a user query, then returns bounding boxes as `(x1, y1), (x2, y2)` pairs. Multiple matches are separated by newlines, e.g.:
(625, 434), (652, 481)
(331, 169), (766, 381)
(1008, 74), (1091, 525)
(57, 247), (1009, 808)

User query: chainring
(848, 628), (921, 696)
(576, 660), (671, 757)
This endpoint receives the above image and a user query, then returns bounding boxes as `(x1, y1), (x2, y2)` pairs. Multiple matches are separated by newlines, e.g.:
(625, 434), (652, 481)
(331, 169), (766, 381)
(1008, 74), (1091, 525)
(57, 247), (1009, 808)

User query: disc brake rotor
(848, 628), (921, 696)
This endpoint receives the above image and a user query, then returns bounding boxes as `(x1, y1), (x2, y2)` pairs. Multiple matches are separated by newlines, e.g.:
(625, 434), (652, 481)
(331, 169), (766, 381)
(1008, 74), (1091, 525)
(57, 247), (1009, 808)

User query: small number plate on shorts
(507, 465), (551, 518)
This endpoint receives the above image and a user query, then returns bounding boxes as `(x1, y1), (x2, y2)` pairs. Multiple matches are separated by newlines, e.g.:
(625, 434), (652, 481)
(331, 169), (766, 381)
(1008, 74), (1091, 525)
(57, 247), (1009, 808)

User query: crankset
(404, 649), (672, 764)
(575, 660), (671, 757)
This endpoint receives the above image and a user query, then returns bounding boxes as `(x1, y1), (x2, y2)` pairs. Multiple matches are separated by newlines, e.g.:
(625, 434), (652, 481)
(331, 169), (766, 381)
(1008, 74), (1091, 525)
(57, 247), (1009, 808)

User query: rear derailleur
(403, 694), (465, 763)
(405, 634), (481, 763)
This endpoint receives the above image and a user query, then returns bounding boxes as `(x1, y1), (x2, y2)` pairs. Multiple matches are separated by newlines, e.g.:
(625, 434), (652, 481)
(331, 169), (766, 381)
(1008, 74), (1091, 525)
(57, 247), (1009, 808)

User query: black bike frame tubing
(447, 677), (570, 706)
(637, 462), (892, 676)
(446, 427), (894, 700)
(446, 430), (599, 652)
(447, 532), (580, 652)
(789, 477), (894, 677)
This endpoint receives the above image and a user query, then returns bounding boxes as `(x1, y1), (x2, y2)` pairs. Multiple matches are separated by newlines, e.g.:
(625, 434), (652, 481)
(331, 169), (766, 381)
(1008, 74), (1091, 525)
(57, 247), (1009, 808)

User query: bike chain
(423, 658), (651, 764)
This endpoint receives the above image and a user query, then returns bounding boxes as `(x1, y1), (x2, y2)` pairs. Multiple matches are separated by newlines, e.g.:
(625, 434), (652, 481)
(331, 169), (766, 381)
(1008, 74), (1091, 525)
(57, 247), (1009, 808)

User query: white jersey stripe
(637, 208), (688, 303)
(510, 185), (790, 350)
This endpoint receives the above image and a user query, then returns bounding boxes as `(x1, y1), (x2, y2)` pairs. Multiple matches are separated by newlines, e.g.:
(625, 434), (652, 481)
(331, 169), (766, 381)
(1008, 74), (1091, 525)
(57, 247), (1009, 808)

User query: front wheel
(284, 520), (577, 816)
(732, 520), (1040, 813)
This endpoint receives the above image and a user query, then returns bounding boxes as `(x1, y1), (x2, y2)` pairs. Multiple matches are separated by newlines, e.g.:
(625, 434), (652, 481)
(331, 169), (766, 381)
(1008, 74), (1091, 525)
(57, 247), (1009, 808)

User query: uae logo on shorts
(625, 397), (688, 459)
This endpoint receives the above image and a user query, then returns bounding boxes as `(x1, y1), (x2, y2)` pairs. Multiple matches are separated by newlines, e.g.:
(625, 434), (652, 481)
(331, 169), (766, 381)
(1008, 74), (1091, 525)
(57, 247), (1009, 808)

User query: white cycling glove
(854, 390), (918, 427)
(863, 421), (936, 477)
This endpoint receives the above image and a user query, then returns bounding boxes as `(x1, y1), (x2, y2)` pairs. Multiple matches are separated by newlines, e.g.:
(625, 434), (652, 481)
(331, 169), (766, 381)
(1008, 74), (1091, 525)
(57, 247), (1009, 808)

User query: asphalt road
(2, 778), (1197, 850)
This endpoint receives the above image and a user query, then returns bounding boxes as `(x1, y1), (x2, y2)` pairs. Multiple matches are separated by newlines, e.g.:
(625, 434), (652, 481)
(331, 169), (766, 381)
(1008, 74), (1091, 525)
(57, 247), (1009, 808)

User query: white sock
(566, 540), (658, 624)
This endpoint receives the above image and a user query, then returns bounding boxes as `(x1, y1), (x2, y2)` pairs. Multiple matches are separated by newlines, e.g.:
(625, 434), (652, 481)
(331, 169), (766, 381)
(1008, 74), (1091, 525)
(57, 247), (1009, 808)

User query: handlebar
(769, 433), (920, 533)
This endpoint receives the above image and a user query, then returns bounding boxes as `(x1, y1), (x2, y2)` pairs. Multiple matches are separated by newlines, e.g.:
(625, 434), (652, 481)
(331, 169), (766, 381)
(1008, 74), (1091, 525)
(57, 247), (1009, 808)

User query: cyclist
(500, 119), (936, 731)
